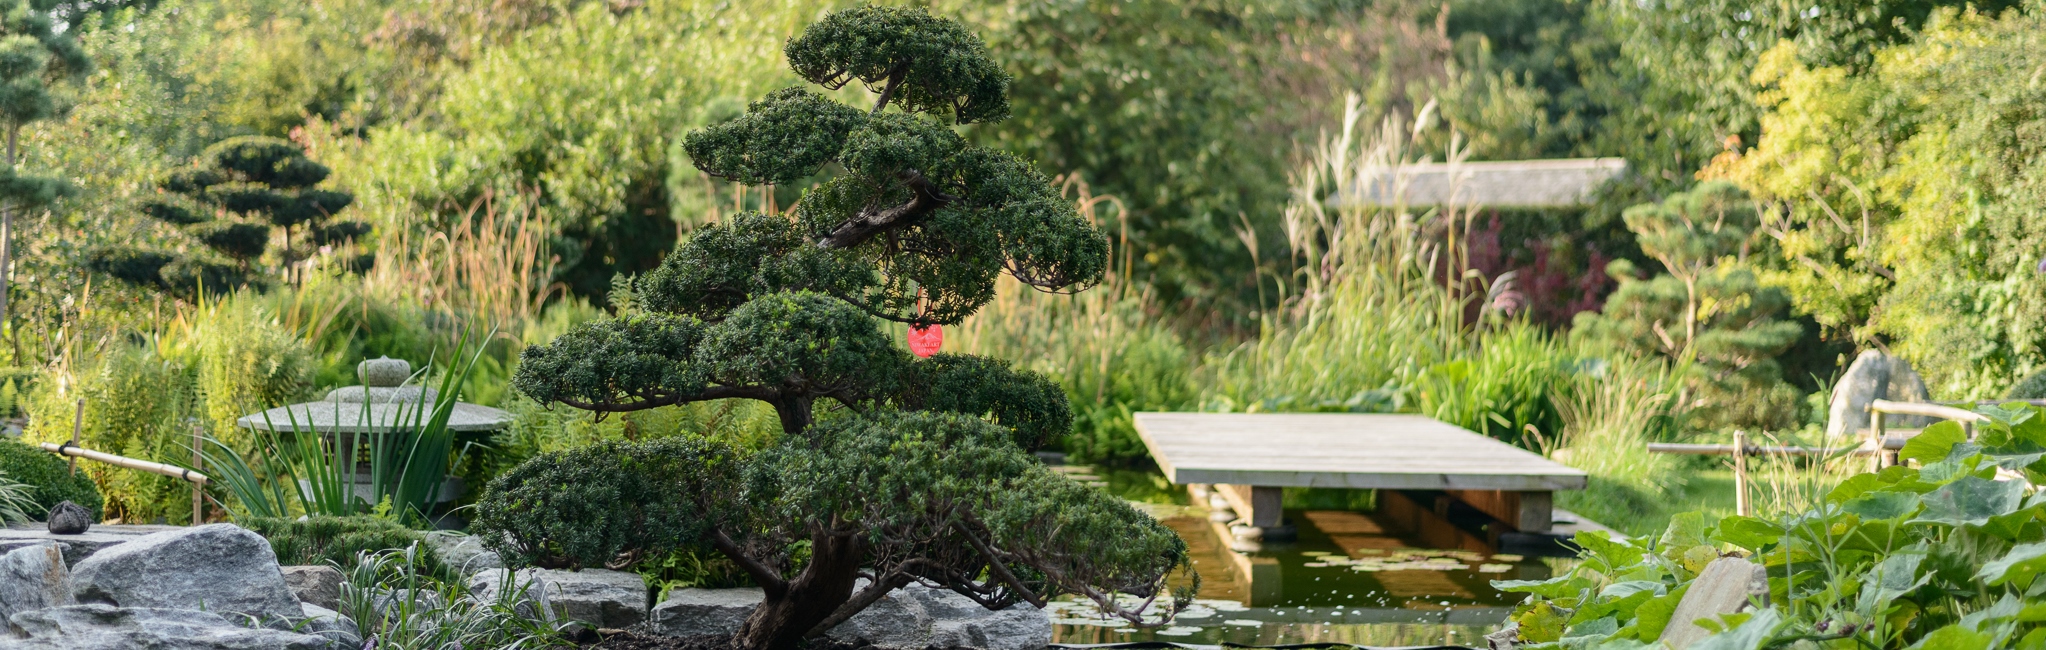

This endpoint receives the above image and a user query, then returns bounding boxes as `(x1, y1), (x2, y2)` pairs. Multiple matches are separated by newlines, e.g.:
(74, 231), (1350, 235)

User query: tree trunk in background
(0, 126), (18, 338)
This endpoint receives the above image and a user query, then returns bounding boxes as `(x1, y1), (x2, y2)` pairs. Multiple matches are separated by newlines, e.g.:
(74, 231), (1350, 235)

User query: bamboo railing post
(66, 397), (82, 476)
(190, 422), (203, 525)
(1733, 430), (1750, 517)
(1871, 410), (1886, 470)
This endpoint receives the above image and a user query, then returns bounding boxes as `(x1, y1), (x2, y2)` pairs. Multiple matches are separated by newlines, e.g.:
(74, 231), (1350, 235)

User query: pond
(1048, 467), (1570, 647)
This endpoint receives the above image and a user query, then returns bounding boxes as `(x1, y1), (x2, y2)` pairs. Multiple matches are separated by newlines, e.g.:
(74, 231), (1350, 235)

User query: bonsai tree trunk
(730, 529), (865, 650)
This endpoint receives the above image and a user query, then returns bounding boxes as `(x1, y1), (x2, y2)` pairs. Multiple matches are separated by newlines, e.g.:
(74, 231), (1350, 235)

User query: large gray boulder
(68, 524), (302, 625)
(910, 584), (1053, 650)
(648, 587), (762, 637)
(281, 565), (345, 610)
(827, 584), (934, 648)
(423, 531), (501, 577)
(468, 567), (646, 629)
(0, 543), (73, 627)
(646, 583), (1051, 650)
(298, 602), (361, 648)
(1827, 350), (1936, 440)
(0, 604), (331, 650)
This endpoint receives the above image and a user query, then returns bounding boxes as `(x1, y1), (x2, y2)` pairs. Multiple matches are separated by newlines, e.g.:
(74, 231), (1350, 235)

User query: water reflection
(1051, 496), (1557, 646)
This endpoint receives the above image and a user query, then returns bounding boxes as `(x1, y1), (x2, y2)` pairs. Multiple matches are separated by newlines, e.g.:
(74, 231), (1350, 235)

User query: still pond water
(1047, 470), (1564, 647)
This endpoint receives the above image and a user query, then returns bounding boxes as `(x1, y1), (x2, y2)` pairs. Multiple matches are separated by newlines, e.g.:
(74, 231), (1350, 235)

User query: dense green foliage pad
(481, 7), (1185, 650)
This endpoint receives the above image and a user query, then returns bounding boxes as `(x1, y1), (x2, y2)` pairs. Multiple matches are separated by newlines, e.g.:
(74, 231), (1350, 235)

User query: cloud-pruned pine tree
(87, 136), (367, 298)
(472, 7), (1185, 650)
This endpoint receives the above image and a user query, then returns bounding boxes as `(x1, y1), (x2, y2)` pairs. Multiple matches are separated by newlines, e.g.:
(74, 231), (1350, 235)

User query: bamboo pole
(1867, 399), (1986, 423)
(1732, 430), (1750, 517)
(39, 442), (208, 486)
(1645, 443), (1874, 456)
(66, 398), (81, 476)
(189, 423), (203, 525)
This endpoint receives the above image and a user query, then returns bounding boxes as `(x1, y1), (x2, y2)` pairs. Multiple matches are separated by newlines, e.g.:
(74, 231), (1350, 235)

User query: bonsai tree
(87, 136), (366, 297)
(1573, 181), (1804, 429)
(473, 7), (1187, 650)
(0, 0), (89, 328)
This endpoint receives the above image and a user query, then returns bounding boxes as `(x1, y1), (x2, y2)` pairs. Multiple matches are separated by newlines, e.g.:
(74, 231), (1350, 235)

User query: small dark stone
(47, 501), (90, 534)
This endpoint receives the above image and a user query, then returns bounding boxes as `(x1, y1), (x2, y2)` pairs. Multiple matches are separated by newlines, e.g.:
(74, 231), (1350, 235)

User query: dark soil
(582, 632), (976, 650)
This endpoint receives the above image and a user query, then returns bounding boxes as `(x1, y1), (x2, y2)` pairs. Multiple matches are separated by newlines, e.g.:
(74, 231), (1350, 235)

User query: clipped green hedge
(242, 515), (443, 576)
(0, 438), (103, 520)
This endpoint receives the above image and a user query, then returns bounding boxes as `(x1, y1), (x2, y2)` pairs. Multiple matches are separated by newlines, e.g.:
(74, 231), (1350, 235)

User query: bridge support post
(1216, 484), (1284, 528)
(1447, 489), (1553, 532)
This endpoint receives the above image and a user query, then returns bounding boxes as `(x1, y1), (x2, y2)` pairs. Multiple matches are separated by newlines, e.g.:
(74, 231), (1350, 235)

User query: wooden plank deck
(1133, 412), (1589, 491)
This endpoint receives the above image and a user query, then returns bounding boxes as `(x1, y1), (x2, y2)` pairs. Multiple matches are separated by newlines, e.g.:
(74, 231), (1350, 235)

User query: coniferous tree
(0, 0), (89, 330)
(473, 8), (1185, 650)
(87, 136), (366, 297)
(1574, 181), (1804, 429)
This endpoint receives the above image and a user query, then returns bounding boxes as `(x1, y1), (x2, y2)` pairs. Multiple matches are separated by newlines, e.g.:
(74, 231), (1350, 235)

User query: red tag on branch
(908, 324), (943, 358)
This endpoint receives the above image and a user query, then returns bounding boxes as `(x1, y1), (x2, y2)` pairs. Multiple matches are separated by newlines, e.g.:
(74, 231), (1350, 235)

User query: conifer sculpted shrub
(473, 7), (1189, 650)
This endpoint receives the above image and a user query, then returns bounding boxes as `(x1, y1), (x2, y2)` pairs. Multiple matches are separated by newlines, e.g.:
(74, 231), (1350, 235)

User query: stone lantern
(234, 357), (511, 504)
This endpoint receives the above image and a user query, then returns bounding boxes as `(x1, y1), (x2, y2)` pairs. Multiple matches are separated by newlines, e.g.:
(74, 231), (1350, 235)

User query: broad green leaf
(1915, 476), (2026, 526)
(1678, 545), (1720, 575)
(1660, 512), (1712, 553)
(1908, 623), (1993, 650)
(1575, 530), (1648, 571)
(1713, 516), (1783, 551)
(1857, 544), (1928, 614)
(1578, 588), (1657, 625)
(1599, 580), (1666, 599)
(1842, 490), (1922, 520)
(1828, 473), (1886, 503)
(1589, 638), (1658, 650)
(2018, 602), (2046, 623)
(1958, 593), (2022, 632)
(1565, 616), (1620, 639)
(1689, 608), (1781, 650)
(1901, 421), (1969, 463)
(1977, 541), (2046, 586)
(1495, 576), (1589, 599)
(1628, 586), (1686, 641)
(2019, 628), (2046, 650)
(1513, 601), (1569, 644)
(1920, 443), (1986, 484)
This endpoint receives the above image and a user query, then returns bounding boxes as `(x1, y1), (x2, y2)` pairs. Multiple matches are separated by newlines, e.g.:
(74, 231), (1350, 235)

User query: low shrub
(242, 515), (443, 576)
(0, 438), (103, 520)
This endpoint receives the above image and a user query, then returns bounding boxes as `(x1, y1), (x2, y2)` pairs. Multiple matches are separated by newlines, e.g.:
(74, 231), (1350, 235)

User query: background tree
(0, 0), (89, 335)
(1573, 181), (1803, 429)
(86, 136), (365, 297)
(474, 7), (1187, 650)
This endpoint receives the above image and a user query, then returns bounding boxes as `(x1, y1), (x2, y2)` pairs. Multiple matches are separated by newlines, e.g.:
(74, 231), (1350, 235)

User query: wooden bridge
(1133, 412), (1588, 533)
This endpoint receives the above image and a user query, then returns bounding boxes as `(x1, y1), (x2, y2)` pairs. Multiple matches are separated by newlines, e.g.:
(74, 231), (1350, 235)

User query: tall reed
(367, 191), (563, 328)
(1203, 93), (1566, 444)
